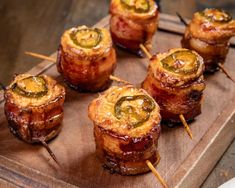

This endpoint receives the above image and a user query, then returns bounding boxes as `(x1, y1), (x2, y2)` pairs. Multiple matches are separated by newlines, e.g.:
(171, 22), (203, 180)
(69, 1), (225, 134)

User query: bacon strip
(57, 26), (117, 92)
(142, 48), (206, 123)
(110, 0), (158, 55)
(88, 85), (161, 175)
(4, 74), (65, 143)
(182, 8), (235, 73)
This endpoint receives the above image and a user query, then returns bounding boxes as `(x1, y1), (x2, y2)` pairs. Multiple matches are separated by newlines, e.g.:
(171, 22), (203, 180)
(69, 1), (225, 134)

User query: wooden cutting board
(0, 13), (234, 188)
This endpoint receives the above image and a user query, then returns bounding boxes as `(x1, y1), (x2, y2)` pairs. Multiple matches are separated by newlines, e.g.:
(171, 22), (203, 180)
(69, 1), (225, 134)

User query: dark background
(1, 0), (235, 85)
(0, 0), (234, 187)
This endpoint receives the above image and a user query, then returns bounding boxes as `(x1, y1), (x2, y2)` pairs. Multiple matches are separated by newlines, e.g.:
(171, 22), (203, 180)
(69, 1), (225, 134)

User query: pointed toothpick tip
(146, 160), (169, 188)
(109, 75), (132, 85)
(40, 140), (60, 166)
(179, 114), (193, 139)
(25, 51), (56, 63)
(218, 63), (235, 83)
(139, 44), (152, 59)
(176, 12), (188, 26)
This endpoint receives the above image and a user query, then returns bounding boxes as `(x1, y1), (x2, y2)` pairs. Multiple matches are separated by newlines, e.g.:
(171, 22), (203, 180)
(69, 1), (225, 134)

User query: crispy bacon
(142, 48), (206, 124)
(88, 85), (161, 175)
(57, 26), (117, 92)
(110, 0), (158, 55)
(182, 8), (235, 73)
(4, 74), (65, 143)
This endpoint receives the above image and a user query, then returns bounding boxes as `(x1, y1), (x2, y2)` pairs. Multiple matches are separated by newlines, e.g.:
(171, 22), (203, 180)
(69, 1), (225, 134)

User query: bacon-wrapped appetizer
(4, 74), (65, 143)
(182, 8), (235, 73)
(88, 85), (161, 175)
(142, 48), (205, 124)
(57, 25), (117, 92)
(110, 0), (158, 55)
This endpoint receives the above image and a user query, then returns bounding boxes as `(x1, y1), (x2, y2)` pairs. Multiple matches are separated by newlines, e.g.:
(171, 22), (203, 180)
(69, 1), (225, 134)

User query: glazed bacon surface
(57, 26), (116, 92)
(88, 85), (161, 175)
(4, 74), (65, 143)
(182, 8), (235, 72)
(110, 0), (158, 55)
(142, 48), (206, 123)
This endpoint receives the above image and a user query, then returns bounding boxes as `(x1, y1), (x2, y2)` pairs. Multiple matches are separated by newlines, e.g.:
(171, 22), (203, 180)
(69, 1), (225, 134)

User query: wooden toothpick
(26, 51), (168, 184)
(176, 12), (188, 26)
(25, 51), (56, 63)
(218, 63), (235, 83)
(174, 14), (235, 83)
(139, 46), (194, 139)
(25, 51), (133, 85)
(32, 137), (60, 166)
(109, 75), (132, 85)
(179, 114), (193, 139)
(146, 160), (169, 188)
(39, 139), (60, 166)
(140, 44), (152, 59)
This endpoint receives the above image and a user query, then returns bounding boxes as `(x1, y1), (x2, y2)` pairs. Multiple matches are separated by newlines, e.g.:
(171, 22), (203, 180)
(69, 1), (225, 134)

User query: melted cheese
(89, 85), (161, 137)
(6, 74), (65, 107)
(110, 0), (158, 20)
(149, 48), (204, 87)
(61, 26), (113, 62)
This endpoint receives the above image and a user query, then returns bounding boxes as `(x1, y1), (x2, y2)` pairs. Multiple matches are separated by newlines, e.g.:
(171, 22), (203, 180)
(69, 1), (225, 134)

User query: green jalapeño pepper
(114, 95), (155, 128)
(201, 9), (232, 23)
(161, 50), (200, 75)
(121, 0), (150, 13)
(11, 76), (48, 98)
(70, 28), (102, 48)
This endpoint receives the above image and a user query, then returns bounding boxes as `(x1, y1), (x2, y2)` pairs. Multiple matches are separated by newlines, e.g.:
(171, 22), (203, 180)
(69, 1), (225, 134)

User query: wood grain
(201, 139), (235, 187)
(0, 14), (234, 188)
(0, 0), (110, 85)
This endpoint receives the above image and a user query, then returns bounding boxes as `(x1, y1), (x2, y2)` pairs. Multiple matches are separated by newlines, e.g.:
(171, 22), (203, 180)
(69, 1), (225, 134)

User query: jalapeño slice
(201, 9), (232, 23)
(121, 0), (150, 13)
(11, 76), (48, 98)
(114, 95), (155, 128)
(161, 50), (200, 75)
(70, 28), (102, 48)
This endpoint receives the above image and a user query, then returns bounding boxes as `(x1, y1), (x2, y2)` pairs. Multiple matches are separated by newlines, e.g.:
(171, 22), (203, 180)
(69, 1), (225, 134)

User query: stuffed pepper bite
(88, 85), (161, 175)
(182, 8), (235, 73)
(110, 0), (158, 55)
(57, 25), (117, 92)
(4, 74), (65, 143)
(142, 48), (205, 124)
